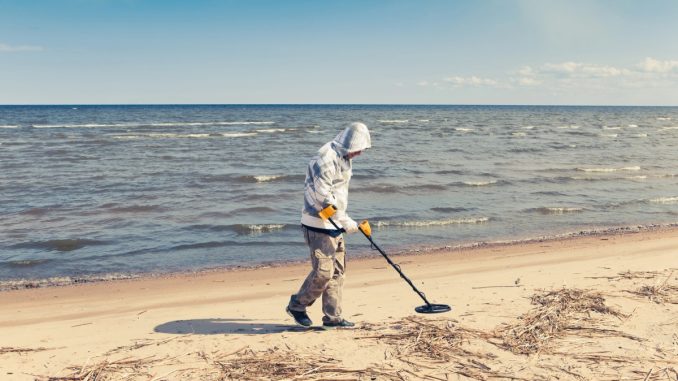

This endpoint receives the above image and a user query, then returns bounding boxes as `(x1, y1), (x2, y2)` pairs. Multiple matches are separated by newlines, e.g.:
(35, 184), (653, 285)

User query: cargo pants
(288, 227), (346, 323)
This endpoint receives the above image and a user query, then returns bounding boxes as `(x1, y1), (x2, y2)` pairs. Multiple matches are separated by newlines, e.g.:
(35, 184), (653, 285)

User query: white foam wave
(256, 128), (287, 133)
(222, 132), (258, 138)
(32, 121), (274, 129)
(375, 217), (489, 227)
(462, 180), (497, 187)
(511, 132), (527, 137)
(657, 117), (672, 121)
(0, 125), (18, 129)
(660, 126), (678, 131)
(600, 133), (618, 138)
(417, 119), (430, 122)
(537, 207), (584, 214)
(558, 125), (580, 129)
(455, 128), (474, 132)
(649, 197), (678, 204)
(602, 126), (621, 130)
(577, 166), (640, 172)
(254, 175), (283, 182)
(633, 133), (647, 138)
(113, 132), (257, 139)
(626, 175), (647, 180)
(628, 124), (638, 128)
(247, 224), (285, 231)
(521, 125), (535, 130)
(378, 120), (409, 124)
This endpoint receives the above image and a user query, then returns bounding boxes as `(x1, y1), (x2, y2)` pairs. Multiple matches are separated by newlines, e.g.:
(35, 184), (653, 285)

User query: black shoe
(286, 307), (312, 327)
(322, 319), (355, 329)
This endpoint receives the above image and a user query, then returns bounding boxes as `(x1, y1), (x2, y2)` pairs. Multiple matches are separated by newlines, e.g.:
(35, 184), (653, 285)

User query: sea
(1, 105), (678, 289)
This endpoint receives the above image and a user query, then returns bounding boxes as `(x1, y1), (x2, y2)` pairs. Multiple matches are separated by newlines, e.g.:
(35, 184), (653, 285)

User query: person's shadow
(154, 318), (321, 335)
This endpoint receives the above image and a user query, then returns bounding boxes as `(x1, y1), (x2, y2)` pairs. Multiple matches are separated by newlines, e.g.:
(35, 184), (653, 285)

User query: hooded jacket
(301, 122), (371, 231)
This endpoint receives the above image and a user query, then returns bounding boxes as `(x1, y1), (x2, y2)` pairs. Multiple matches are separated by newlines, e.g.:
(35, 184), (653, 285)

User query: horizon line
(1, 103), (678, 107)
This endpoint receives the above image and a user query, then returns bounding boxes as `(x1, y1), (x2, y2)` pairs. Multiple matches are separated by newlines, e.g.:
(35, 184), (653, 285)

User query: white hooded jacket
(300, 122), (371, 231)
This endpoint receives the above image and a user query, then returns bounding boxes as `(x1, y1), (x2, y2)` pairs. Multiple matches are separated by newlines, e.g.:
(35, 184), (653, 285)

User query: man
(286, 122), (371, 328)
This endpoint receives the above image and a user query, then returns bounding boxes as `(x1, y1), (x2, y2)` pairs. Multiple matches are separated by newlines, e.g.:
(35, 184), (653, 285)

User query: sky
(1, 0), (678, 105)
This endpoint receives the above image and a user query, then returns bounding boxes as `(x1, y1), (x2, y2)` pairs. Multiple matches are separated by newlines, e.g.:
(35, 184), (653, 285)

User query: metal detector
(319, 205), (452, 314)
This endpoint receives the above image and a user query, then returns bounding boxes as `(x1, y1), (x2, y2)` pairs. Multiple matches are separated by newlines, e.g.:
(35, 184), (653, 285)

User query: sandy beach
(1, 228), (677, 380)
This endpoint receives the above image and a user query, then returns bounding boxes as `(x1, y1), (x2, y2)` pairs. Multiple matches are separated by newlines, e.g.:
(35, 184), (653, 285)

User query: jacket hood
(332, 122), (371, 156)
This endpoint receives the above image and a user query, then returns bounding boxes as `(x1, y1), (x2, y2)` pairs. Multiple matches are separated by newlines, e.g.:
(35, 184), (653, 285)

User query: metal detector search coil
(318, 205), (452, 314)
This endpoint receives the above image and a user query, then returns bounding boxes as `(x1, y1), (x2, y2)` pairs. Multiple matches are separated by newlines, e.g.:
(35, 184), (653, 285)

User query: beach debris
(357, 318), (516, 380)
(587, 269), (663, 281)
(42, 355), (163, 381)
(35, 284), (677, 381)
(496, 288), (629, 355)
(625, 270), (678, 304)
(0, 346), (50, 355)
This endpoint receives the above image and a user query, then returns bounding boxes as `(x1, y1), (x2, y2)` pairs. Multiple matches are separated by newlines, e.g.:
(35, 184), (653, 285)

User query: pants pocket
(313, 249), (334, 282)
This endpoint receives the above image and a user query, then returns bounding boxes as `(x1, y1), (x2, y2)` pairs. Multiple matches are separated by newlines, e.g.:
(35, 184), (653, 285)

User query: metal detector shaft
(326, 217), (433, 308)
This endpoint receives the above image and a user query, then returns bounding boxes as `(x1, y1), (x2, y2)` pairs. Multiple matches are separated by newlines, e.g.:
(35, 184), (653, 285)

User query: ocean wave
(256, 128), (288, 133)
(628, 124), (638, 128)
(430, 207), (472, 213)
(378, 120), (409, 124)
(254, 175), (284, 182)
(374, 217), (490, 227)
(659, 126), (678, 131)
(227, 174), (304, 184)
(511, 132), (527, 137)
(648, 196), (678, 205)
(229, 206), (278, 215)
(1, 258), (51, 268)
(113, 132), (258, 139)
(525, 207), (585, 215)
(353, 183), (448, 193)
(0, 125), (18, 129)
(185, 223), (294, 235)
(508, 147), (544, 153)
(576, 166), (640, 173)
(602, 126), (622, 130)
(632, 133), (648, 138)
(234, 224), (288, 234)
(455, 128), (475, 132)
(461, 180), (498, 187)
(169, 240), (303, 251)
(104, 204), (167, 214)
(11, 239), (108, 252)
(32, 121), (275, 129)
(600, 133), (618, 138)
(521, 125), (535, 130)
(656, 117), (672, 121)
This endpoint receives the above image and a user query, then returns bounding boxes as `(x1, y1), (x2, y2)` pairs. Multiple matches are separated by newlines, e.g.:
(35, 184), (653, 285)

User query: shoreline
(1, 225), (677, 379)
(2, 221), (677, 292)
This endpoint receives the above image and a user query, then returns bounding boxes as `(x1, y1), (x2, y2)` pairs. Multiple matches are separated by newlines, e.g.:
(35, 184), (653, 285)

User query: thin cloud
(443, 76), (499, 87)
(421, 57), (678, 93)
(0, 43), (44, 53)
(638, 57), (678, 74)
(512, 57), (678, 89)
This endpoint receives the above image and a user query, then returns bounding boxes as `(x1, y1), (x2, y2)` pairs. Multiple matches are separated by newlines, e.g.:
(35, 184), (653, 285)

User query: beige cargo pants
(288, 227), (346, 323)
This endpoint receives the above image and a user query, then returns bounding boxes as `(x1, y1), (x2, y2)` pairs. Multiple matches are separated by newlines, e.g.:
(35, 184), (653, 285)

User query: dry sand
(1, 228), (677, 380)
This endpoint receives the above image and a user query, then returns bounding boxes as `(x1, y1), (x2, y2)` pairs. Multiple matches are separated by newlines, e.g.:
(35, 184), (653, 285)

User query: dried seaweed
(625, 271), (678, 304)
(0, 346), (50, 355)
(43, 355), (163, 381)
(496, 288), (628, 355)
(357, 318), (522, 380)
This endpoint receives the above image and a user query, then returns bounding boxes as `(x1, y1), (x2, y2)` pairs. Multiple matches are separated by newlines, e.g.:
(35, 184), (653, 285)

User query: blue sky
(1, 0), (678, 105)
